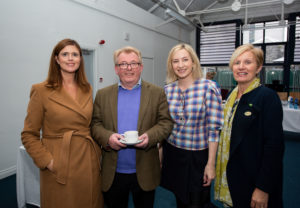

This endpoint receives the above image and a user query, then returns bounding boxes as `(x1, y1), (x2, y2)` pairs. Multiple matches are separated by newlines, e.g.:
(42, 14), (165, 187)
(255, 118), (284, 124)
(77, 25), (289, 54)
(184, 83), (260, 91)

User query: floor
(1, 131), (299, 207)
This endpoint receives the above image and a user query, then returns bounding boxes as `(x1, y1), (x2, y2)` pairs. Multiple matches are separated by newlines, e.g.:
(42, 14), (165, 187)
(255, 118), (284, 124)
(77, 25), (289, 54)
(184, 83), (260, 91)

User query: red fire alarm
(99, 40), (105, 45)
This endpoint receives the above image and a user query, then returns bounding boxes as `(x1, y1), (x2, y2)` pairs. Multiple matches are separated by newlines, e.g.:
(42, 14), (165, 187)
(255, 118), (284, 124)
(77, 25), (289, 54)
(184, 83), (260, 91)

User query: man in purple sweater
(91, 46), (173, 208)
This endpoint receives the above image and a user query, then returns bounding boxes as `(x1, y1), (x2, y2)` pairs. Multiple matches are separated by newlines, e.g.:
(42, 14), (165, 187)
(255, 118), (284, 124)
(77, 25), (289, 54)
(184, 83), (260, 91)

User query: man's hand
(134, 133), (149, 149)
(108, 133), (127, 150)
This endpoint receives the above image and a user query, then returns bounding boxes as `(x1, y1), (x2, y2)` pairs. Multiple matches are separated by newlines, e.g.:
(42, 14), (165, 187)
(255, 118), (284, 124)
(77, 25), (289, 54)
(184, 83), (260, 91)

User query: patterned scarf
(214, 78), (261, 207)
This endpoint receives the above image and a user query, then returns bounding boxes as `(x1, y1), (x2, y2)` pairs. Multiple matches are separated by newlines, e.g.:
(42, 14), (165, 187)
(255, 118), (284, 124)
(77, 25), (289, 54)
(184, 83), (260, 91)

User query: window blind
(200, 23), (236, 65)
(294, 16), (300, 62)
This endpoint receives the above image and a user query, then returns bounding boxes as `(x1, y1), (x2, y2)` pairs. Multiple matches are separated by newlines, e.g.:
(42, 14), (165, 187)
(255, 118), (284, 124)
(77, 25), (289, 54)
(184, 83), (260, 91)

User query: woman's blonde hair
(229, 44), (264, 70)
(166, 43), (203, 84)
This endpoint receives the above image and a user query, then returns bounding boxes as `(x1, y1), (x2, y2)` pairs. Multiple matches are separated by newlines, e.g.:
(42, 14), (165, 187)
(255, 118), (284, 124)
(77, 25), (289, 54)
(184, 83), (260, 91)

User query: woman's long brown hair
(46, 38), (90, 92)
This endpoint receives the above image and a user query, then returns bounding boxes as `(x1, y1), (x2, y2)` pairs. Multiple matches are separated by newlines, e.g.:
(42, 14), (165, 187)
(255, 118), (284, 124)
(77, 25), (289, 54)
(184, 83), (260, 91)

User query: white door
(141, 57), (155, 85)
(82, 49), (95, 98)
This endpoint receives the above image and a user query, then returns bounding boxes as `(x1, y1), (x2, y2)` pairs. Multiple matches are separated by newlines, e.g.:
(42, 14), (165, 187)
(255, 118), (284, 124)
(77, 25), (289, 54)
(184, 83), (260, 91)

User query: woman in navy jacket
(214, 44), (284, 208)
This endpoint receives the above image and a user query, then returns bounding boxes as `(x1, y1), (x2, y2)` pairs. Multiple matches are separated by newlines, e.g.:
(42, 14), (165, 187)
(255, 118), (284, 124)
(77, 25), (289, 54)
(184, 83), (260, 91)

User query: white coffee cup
(122, 130), (139, 143)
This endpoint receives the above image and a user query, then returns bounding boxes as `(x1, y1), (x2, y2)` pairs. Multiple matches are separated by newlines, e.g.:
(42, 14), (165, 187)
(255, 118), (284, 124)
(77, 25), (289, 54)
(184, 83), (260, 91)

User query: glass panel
(265, 67), (283, 84)
(264, 66), (284, 91)
(290, 65), (300, 92)
(243, 23), (264, 44)
(265, 21), (287, 43)
(265, 45), (285, 63)
(215, 67), (236, 90)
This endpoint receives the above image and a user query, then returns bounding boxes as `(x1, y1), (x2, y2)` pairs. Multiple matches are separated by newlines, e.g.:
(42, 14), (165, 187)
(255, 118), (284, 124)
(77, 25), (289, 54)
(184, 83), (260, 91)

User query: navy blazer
(226, 86), (284, 208)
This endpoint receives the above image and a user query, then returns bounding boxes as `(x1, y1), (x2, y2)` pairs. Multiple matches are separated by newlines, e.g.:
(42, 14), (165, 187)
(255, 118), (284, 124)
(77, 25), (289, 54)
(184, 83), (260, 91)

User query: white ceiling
(126, 0), (300, 30)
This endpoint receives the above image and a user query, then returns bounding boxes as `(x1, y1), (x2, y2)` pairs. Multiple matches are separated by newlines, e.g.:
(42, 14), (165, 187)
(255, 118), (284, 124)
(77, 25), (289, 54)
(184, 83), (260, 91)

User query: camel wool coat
(21, 82), (103, 208)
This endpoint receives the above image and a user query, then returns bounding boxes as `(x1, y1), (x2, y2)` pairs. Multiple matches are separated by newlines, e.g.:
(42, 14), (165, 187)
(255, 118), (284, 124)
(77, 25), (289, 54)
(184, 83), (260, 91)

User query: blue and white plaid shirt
(164, 79), (224, 150)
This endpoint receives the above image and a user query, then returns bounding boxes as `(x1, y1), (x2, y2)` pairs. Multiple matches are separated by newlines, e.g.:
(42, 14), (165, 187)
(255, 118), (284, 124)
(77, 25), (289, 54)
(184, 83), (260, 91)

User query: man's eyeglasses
(117, 62), (140, 70)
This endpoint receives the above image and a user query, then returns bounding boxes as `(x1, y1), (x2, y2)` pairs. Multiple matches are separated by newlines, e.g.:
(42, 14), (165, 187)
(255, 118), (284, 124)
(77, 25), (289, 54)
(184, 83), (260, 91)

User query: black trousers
(176, 190), (216, 208)
(103, 172), (155, 208)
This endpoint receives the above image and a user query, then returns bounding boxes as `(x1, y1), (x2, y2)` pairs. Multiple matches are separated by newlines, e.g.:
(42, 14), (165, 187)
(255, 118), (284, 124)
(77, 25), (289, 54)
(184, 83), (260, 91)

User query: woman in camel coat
(21, 39), (103, 208)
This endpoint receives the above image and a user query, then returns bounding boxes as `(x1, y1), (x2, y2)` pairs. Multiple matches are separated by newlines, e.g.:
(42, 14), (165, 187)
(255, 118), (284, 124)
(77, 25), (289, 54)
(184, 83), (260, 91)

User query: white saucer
(120, 139), (143, 145)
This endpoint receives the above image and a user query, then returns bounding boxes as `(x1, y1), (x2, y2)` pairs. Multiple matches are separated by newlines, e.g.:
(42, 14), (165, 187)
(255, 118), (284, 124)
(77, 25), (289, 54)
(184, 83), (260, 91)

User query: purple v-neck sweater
(116, 86), (141, 173)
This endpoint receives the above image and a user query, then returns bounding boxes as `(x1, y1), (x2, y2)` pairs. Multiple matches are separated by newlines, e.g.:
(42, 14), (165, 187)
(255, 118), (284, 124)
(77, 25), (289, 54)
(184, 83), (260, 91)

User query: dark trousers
(176, 190), (216, 208)
(103, 172), (155, 208)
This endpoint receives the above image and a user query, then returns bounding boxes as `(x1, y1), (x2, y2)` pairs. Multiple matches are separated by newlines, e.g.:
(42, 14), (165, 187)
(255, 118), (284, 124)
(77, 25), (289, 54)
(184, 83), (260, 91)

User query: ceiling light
(165, 8), (191, 25)
(283, 0), (294, 5)
(231, 0), (241, 12)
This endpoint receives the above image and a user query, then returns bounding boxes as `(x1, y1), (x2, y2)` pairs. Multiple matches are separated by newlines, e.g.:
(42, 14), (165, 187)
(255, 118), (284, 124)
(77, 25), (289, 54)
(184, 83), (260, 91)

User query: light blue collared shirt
(118, 78), (142, 90)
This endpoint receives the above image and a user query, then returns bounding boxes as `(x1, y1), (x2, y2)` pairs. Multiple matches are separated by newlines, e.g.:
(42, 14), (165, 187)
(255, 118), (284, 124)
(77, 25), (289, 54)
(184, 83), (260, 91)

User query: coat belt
(44, 130), (101, 185)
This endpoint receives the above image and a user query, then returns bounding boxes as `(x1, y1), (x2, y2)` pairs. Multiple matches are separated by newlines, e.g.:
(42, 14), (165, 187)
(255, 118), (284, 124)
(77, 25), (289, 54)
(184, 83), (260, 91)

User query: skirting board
(0, 166), (16, 180)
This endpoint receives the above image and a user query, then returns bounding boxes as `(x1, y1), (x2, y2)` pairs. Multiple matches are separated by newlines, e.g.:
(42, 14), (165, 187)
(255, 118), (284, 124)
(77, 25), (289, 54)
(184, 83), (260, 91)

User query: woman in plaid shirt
(161, 43), (223, 208)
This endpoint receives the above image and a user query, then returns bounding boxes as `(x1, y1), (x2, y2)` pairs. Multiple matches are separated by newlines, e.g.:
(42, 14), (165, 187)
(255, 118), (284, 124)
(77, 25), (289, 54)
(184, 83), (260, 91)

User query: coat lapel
(229, 96), (260, 157)
(48, 87), (91, 120)
(109, 84), (119, 131)
(76, 87), (92, 110)
(137, 81), (151, 131)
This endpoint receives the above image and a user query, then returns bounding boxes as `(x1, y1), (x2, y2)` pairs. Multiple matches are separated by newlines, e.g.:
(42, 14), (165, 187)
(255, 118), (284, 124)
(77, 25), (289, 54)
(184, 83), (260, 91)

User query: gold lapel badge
(244, 111), (252, 116)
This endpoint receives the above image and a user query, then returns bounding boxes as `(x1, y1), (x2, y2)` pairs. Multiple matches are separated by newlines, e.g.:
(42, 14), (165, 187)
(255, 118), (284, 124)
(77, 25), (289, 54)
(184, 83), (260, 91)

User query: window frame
(196, 12), (300, 93)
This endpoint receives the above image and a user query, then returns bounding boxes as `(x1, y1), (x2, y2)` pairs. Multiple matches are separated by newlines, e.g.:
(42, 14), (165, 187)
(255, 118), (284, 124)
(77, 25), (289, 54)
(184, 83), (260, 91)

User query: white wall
(0, 0), (192, 179)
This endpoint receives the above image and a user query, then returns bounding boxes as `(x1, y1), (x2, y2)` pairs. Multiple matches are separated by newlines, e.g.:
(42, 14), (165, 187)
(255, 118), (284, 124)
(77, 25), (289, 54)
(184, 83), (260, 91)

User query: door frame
(81, 44), (98, 99)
